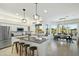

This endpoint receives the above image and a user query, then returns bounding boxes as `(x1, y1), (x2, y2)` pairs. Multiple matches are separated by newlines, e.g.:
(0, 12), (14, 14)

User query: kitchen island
(15, 35), (51, 56)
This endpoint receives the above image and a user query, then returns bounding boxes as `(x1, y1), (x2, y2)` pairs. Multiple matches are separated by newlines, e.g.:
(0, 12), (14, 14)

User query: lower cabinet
(0, 26), (11, 49)
(0, 39), (11, 49)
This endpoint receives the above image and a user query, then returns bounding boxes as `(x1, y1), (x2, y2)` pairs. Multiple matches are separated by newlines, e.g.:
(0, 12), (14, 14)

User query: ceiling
(0, 3), (79, 24)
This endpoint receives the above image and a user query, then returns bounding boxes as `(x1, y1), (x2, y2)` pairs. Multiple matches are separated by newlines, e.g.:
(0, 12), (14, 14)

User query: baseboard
(0, 45), (11, 50)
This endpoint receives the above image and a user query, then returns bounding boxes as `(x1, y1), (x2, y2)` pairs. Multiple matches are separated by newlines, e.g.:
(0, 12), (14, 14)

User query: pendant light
(33, 3), (40, 21)
(22, 8), (27, 23)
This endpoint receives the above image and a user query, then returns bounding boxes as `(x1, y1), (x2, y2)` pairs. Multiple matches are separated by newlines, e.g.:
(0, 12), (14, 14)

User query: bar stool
(11, 41), (19, 54)
(30, 46), (38, 56)
(24, 44), (30, 56)
(19, 42), (25, 56)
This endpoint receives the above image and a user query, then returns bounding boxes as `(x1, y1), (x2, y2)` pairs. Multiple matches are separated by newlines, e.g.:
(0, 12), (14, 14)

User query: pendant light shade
(33, 14), (40, 20)
(22, 8), (27, 23)
(33, 3), (40, 20)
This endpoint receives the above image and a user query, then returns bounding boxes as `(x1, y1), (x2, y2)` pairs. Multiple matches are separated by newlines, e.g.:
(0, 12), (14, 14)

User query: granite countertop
(16, 35), (48, 44)
(23, 37), (48, 44)
(16, 35), (28, 39)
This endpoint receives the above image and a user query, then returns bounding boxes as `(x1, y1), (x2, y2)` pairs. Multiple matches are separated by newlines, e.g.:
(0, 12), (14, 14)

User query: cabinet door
(4, 26), (8, 40)
(3, 26), (10, 40)
(0, 26), (3, 40)
(0, 39), (11, 49)
(2, 26), (5, 40)
(0, 26), (11, 49)
(0, 41), (4, 48)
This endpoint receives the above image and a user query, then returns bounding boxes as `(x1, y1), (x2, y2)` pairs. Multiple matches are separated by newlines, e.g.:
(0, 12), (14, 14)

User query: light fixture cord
(35, 3), (38, 15)
(24, 10), (25, 19)
(23, 9), (26, 19)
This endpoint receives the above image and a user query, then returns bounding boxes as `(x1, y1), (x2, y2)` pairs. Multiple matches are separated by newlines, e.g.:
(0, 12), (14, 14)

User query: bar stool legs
(19, 44), (22, 56)
(24, 44), (30, 56)
(11, 41), (19, 54)
(19, 42), (24, 56)
(11, 42), (39, 56)
(11, 44), (14, 53)
(30, 46), (38, 56)
(15, 43), (19, 53)
(25, 47), (27, 55)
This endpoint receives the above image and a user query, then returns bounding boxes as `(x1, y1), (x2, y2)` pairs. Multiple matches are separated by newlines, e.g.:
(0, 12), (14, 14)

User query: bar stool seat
(24, 44), (30, 47)
(30, 46), (37, 50)
(19, 42), (25, 45)
(30, 46), (38, 56)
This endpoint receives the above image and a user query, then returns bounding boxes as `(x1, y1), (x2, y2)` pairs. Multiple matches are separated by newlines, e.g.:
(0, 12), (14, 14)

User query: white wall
(0, 19), (28, 31)
(0, 9), (32, 32)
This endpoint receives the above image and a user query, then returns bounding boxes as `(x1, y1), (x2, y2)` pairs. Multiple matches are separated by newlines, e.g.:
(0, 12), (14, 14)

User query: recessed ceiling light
(44, 10), (48, 13)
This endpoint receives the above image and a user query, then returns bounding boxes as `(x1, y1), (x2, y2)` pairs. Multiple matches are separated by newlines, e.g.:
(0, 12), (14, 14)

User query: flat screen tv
(17, 28), (24, 31)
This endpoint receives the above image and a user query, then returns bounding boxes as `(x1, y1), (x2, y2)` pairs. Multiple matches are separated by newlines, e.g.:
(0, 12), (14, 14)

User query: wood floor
(0, 39), (79, 56)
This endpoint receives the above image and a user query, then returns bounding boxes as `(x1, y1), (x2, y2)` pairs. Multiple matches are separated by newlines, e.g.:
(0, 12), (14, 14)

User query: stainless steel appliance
(0, 26), (11, 49)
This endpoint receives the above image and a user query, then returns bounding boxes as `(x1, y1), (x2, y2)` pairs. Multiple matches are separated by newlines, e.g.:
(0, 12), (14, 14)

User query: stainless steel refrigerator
(0, 26), (11, 49)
